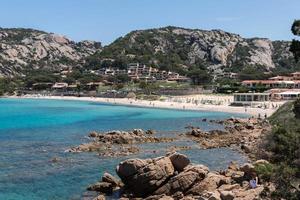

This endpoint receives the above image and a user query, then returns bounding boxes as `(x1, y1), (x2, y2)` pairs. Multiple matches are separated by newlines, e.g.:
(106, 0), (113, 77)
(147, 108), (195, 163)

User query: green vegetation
(265, 101), (300, 199)
(188, 67), (212, 85)
(0, 77), (19, 95)
(291, 20), (300, 62)
(254, 162), (274, 182)
(238, 66), (271, 81)
(139, 81), (159, 95)
(23, 69), (61, 88)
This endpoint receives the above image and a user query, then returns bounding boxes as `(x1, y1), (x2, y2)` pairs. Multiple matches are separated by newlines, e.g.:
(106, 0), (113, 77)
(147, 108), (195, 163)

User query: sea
(0, 98), (248, 200)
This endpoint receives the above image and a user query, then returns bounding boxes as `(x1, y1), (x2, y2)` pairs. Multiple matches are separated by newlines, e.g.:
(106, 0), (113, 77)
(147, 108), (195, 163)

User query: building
(291, 72), (300, 80)
(278, 91), (300, 100)
(52, 82), (68, 91)
(94, 63), (189, 82)
(268, 75), (293, 81)
(233, 93), (270, 105)
(268, 89), (300, 100)
(242, 72), (300, 89)
(242, 80), (300, 89)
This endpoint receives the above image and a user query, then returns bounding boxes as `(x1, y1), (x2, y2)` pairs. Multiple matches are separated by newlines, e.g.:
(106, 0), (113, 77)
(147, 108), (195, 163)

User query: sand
(7, 94), (286, 117)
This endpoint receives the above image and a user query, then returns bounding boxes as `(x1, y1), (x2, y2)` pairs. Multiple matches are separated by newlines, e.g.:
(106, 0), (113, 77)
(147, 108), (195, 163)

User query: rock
(145, 195), (174, 200)
(234, 186), (264, 200)
(208, 191), (221, 200)
(101, 172), (121, 187)
(50, 157), (60, 163)
(254, 159), (269, 165)
(154, 165), (207, 195)
(241, 144), (251, 153)
(87, 182), (113, 194)
(146, 129), (156, 135)
(218, 183), (240, 191)
(168, 153), (190, 171)
(220, 191), (234, 200)
(227, 161), (239, 171)
(187, 173), (229, 195)
(93, 195), (106, 200)
(240, 163), (255, 178)
(89, 132), (98, 137)
(116, 156), (175, 197)
(84, 153), (275, 200)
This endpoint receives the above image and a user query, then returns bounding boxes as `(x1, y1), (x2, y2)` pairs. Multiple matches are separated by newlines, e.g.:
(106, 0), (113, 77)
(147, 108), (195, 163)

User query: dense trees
(267, 101), (300, 199)
(291, 20), (300, 62)
(24, 69), (61, 88)
(0, 78), (17, 95)
(238, 66), (270, 81)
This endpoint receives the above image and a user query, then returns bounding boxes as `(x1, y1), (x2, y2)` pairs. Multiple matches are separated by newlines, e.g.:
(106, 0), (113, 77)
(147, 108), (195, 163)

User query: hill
(94, 26), (298, 75)
(0, 28), (102, 77)
(1, 26), (299, 78)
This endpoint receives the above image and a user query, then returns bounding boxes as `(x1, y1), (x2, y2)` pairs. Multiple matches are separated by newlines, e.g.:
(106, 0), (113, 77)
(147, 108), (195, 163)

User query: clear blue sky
(0, 0), (299, 45)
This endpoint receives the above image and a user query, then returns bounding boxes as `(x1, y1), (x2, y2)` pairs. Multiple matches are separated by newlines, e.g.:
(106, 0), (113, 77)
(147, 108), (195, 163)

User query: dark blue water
(0, 98), (248, 200)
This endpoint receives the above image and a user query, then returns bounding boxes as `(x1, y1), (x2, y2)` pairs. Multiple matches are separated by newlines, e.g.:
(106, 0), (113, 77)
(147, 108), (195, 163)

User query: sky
(0, 0), (299, 45)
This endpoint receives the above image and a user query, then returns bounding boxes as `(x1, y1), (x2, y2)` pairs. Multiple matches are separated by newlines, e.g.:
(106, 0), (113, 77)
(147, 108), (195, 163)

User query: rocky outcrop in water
(186, 118), (271, 159)
(67, 129), (176, 157)
(87, 153), (274, 200)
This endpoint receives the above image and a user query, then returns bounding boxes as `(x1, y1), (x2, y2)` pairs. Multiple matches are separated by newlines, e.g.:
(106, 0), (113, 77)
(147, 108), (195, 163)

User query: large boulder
(187, 173), (230, 195)
(168, 153), (190, 171)
(116, 156), (175, 197)
(154, 165), (207, 195)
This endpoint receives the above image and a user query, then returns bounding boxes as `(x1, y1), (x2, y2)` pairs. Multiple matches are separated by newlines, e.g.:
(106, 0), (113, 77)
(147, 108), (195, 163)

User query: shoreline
(4, 95), (284, 117)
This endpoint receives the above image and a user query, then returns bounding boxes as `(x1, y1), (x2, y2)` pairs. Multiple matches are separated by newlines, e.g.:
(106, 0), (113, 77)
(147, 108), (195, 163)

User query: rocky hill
(0, 28), (102, 77)
(0, 26), (298, 77)
(98, 26), (296, 74)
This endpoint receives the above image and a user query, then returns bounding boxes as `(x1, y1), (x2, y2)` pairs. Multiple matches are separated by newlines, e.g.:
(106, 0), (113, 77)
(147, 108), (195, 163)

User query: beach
(10, 94), (285, 117)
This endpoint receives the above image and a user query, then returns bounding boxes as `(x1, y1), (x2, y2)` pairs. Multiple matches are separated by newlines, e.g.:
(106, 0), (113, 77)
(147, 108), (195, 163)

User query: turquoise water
(0, 98), (248, 200)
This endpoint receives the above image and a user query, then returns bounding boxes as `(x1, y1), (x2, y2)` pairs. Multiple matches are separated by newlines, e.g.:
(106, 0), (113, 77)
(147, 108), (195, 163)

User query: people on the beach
(249, 172), (259, 189)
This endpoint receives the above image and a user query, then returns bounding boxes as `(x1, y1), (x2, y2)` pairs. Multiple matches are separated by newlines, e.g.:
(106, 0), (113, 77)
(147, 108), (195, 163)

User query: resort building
(95, 63), (190, 83)
(52, 82), (68, 92)
(233, 93), (270, 105)
(268, 89), (300, 100)
(242, 72), (300, 89)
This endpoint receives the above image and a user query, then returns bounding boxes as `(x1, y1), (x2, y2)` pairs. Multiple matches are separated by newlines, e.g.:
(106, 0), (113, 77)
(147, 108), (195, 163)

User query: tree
(115, 74), (131, 83)
(187, 68), (211, 85)
(238, 66), (269, 81)
(139, 81), (158, 95)
(291, 20), (300, 62)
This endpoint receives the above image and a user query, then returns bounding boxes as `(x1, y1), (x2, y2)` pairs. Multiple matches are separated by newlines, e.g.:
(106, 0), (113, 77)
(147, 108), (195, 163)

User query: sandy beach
(8, 94), (285, 117)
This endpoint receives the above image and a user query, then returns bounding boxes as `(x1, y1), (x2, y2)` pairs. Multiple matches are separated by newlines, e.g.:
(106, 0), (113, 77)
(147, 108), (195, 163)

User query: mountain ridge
(0, 26), (298, 77)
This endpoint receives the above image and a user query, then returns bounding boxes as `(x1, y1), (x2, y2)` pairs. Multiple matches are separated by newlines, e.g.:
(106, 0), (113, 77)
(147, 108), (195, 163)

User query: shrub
(293, 99), (300, 118)
(254, 163), (274, 182)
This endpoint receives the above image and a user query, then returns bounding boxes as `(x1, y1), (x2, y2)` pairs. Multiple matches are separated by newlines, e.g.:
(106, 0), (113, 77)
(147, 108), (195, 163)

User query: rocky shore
(66, 118), (271, 159)
(186, 118), (271, 159)
(87, 153), (274, 200)
(67, 129), (176, 157)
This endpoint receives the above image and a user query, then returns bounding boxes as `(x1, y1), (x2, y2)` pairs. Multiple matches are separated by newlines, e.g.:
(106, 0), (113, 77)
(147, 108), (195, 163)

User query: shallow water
(0, 98), (248, 200)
